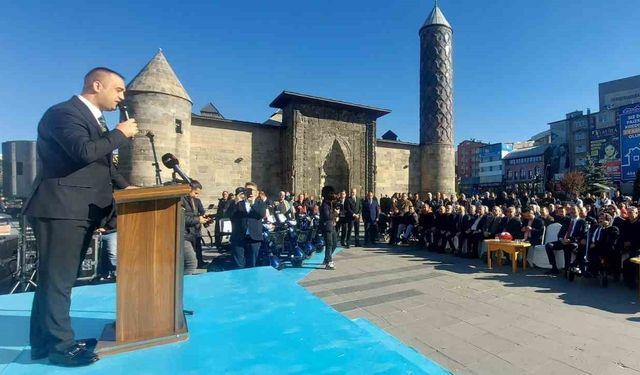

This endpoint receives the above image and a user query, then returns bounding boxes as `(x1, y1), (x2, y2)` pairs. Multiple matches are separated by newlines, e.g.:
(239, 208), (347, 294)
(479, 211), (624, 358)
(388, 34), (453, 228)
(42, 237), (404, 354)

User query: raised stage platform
(0, 252), (450, 374)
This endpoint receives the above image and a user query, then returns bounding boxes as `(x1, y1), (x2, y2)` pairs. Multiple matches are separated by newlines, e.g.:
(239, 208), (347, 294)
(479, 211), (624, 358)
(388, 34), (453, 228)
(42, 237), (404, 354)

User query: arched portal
(322, 139), (350, 192)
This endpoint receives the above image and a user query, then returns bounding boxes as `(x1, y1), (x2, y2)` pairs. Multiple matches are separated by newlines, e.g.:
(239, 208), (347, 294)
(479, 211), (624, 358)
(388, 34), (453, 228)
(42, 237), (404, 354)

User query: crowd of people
(372, 190), (640, 287)
(207, 186), (381, 270)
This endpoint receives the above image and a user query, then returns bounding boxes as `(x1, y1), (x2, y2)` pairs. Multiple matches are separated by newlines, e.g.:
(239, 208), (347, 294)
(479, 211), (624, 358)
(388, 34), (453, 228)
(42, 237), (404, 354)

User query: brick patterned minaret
(419, 2), (455, 194)
(118, 50), (193, 186)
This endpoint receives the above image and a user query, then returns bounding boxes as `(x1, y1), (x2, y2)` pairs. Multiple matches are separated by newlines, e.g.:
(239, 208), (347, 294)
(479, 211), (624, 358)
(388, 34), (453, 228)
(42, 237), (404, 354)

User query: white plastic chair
(528, 223), (561, 269)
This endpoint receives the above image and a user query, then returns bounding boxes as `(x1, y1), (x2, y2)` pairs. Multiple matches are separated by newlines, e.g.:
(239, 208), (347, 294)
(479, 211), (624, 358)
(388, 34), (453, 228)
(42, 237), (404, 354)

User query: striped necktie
(97, 116), (108, 133)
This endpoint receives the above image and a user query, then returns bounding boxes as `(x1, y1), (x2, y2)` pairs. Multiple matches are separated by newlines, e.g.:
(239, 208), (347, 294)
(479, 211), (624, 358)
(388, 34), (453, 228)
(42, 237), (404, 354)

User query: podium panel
(96, 185), (190, 356)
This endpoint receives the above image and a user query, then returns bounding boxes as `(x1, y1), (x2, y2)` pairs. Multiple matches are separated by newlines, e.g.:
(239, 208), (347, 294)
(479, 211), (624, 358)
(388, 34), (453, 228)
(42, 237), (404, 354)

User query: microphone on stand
(161, 153), (192, 184)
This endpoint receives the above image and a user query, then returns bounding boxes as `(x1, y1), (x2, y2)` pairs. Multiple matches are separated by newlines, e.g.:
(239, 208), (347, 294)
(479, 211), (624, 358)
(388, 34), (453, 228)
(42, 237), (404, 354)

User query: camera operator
(320, 185), (339, 270)
(182, 180), (208, 273)
(229, 182), (267, 268)
(214, 191), (230, 250)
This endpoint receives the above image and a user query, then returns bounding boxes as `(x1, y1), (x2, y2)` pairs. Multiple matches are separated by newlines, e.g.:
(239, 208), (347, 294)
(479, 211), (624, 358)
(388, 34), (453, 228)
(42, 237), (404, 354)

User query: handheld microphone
(118, 103), (130, 120)
(161, 153), (192, 184)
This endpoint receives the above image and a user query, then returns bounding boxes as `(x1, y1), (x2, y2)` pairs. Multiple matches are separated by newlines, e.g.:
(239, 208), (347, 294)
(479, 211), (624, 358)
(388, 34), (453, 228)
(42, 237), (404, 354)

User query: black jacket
(182, 196), (205, 242)
(23, 96), (129, 221)
(229, 200), (267, 242)
(521, 217), (544, 246)
(362, 198), (380, 223)
(320, 199), (337, 232)
(345, 196), (362, 217)
(591, 225), (620, 255)
(558, 218), (587, 243)
(503, 217), (523, 239)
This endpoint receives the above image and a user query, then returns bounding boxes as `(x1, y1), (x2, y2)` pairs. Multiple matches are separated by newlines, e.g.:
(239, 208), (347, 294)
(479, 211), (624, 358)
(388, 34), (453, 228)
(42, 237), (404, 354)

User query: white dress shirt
(77, 95), (103, 125)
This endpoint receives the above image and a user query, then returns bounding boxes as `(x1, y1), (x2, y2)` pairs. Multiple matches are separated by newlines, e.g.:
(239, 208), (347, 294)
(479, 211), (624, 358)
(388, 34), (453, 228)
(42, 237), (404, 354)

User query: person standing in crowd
(182, 180), (208, 270)
(275, 191), (294, 219)
(293, 193), (308, 219)
(336, 190), (348, 247)
(362, 191), (380, 245)
(214, 191), (230, 250)
(23, 67), (138, 366)
(305, 195), (319, 215)
(229, 182), (267, 268)
(320, 186), (339, 269)
(258, 190), (274, 212)
(96, 205), (118, 279)
(346, 188), (362, 247)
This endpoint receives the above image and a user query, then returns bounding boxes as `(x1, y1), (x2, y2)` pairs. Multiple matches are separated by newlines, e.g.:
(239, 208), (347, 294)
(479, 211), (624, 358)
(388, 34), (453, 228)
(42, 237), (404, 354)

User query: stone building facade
(118, 3), (455, 206)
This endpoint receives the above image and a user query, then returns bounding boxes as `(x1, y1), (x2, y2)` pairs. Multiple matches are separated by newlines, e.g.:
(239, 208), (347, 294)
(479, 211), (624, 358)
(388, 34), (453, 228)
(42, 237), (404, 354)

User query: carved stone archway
(322, 139), (350, 192)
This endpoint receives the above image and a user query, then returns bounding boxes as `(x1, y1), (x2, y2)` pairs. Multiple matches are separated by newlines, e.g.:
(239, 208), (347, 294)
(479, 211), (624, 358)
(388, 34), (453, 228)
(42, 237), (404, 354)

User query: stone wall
(282, 103), (375, 198)
(375, 140), (421, 196)
(190, 116), (282, 206)
(118, 92), (192, 187)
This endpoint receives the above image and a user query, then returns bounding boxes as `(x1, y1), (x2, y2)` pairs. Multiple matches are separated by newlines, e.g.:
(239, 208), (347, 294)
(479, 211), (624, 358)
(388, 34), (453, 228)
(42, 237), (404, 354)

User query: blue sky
(1, 0), (639, 146)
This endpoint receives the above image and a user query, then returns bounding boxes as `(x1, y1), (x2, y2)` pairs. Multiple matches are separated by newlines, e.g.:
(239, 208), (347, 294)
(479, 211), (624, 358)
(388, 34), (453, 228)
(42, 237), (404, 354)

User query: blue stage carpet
(0, 253), (450, 374)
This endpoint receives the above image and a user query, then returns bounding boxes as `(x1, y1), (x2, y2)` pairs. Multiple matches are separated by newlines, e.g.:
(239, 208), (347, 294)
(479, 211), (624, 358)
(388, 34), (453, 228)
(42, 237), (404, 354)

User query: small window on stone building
(175, 119), (183, 134)
(16, 162), (23, 176)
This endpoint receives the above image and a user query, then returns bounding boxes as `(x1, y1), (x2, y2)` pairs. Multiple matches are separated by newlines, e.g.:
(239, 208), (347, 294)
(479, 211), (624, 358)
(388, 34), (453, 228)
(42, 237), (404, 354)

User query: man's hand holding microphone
(116, 118), (138, 138)
(116, 103), (139, 138)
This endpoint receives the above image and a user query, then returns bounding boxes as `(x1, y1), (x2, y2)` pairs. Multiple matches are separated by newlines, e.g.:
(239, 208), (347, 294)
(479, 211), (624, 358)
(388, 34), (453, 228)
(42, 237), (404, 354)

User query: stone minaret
(118, 50), (193, 186)
(419, 2), (455, 194)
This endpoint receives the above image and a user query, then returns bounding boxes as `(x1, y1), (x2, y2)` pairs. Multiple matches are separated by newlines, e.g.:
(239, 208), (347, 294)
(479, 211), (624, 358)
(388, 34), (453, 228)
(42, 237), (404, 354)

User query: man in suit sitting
(362, 191), (380, 245)
(521, 207), (544, 246)
(503, 206), (523, 240)
(23, 67), (138, 366)
(544, 205), (586, 275)
(229, 182), (267, 268)
(578, 212), (619, 278)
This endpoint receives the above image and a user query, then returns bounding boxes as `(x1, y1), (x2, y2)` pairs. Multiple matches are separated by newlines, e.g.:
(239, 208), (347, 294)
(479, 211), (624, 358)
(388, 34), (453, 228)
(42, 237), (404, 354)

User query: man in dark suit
(362, 191), (380, 245)
(544, 206), (586, 275)
(336, 190), (348, 247)
(23, 68), (138, 366)
(581, 212), (619, 278)
(521, 207), (544, 246)
(503, 206), (523, 240)
(214, 190), (230, 250)
(181, 180), (208, 271)
(345, 188), (362, 247)
(468, 206), (489, 258)
(229, 182), (267, 268)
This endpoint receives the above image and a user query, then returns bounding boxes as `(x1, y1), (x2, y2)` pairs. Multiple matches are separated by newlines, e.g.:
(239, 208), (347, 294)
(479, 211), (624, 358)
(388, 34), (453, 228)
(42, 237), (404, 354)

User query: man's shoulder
(41, 97), (85, 124)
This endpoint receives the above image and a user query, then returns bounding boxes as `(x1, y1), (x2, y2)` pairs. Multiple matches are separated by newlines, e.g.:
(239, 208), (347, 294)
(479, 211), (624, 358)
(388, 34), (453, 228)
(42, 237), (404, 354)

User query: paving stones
(300, 244), (640, 374)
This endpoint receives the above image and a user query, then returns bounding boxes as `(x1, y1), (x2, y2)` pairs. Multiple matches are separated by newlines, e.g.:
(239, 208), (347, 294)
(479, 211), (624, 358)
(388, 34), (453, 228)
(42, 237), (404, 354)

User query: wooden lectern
(96, 185), (191, 356)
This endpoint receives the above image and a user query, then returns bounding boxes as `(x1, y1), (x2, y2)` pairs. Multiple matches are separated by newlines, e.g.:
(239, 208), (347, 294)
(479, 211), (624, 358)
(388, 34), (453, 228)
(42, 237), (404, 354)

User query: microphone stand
(147, 133), (163, 185)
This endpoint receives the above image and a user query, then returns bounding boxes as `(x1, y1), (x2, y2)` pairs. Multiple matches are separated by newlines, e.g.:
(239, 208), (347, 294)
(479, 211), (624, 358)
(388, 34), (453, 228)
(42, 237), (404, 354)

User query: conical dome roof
(421, 2), (451, 29)
(127, 50), (192, 103)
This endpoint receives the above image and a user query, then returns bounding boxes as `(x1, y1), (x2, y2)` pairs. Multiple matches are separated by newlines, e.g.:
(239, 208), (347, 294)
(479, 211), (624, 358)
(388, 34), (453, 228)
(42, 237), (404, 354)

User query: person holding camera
(229, 182), (267, 268)
(320, 185), (339, 270)
(181, 180), (209, 270)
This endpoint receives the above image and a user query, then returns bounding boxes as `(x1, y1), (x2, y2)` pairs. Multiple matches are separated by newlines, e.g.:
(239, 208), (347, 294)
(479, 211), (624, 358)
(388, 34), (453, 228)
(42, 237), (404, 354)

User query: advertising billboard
(620, 104), (640, 181)
(590, 124), (621, 179)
